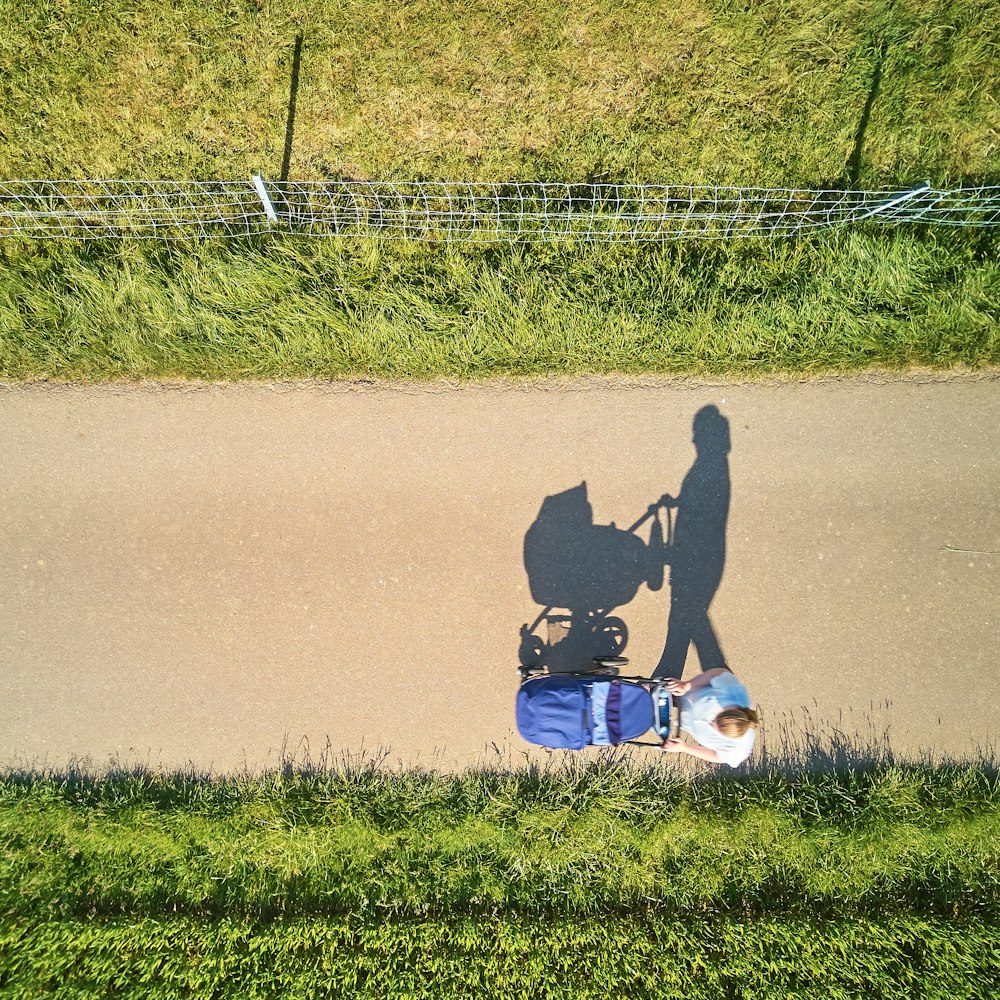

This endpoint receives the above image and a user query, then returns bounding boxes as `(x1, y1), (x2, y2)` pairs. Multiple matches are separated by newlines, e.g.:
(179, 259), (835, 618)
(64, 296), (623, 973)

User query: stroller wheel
(589, 655), (628, 675)
(593, 656), (628, 669)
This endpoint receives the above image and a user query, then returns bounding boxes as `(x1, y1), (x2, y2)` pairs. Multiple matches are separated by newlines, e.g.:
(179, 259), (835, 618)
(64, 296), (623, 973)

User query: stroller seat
(515, 675), (657, 749)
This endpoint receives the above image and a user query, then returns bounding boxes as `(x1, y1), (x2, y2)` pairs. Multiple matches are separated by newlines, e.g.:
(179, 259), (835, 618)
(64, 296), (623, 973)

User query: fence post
(252, 172), (278, 223)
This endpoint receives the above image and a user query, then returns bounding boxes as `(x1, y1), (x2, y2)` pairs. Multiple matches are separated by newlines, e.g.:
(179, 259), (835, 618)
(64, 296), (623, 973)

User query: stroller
(516, 660), (678, 749)
(515, 483), (678, 749)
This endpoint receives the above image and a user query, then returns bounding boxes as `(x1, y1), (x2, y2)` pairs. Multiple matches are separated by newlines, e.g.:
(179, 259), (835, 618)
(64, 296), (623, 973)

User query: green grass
(1, 1), (998, 381)
(2, 758), (999, 996)
(1, 0), (998, 187)
(2, 7), (998, 992)
(3, 760), (1000, 921)
(1, 229), (997, 381)
(2, 915), (998, 999)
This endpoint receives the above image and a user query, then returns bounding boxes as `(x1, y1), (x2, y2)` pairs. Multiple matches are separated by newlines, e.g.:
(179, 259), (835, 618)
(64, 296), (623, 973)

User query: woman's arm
(688, 668), (728, 691)
(665, 667), (729, 697)
(661, 739), (721, 764)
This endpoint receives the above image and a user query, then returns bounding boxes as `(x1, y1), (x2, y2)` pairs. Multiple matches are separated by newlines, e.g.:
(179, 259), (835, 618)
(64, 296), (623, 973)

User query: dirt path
(1, 376), (997, 772)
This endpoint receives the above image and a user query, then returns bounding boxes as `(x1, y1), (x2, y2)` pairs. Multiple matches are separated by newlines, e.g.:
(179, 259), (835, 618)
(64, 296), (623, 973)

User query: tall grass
(3, 756), (999, 921)
(1, 229), (997, 381)
(2, 757), (999, 997)
(1, 2), (998, 381)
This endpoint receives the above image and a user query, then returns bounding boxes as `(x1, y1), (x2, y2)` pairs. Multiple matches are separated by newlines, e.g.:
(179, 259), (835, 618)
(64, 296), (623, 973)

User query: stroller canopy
(516, 676), (654, 749)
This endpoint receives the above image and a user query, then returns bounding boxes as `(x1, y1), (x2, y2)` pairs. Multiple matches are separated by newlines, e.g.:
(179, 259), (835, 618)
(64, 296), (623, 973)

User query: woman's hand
(665, 678), (691, 696)
(661, 738), (686, 753)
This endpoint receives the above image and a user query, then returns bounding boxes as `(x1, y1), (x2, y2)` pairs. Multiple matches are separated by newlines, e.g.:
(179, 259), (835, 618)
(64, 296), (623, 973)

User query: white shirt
(679, 672), (756, 767)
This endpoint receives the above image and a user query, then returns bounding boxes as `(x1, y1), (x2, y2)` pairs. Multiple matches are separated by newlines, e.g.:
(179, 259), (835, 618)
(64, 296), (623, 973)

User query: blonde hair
(715, 707), (760, 738)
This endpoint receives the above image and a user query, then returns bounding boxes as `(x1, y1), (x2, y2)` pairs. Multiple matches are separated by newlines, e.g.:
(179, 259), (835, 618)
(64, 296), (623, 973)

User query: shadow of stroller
(519, 481), (668, 673)
(653, 405), (731, 679)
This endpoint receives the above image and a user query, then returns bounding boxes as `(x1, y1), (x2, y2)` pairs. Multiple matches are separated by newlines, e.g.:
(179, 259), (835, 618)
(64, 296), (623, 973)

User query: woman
(661, 668), (758, 767)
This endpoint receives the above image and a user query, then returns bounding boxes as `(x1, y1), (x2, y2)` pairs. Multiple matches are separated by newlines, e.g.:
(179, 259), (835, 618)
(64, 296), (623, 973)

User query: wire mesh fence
(1, 177), (998, 241)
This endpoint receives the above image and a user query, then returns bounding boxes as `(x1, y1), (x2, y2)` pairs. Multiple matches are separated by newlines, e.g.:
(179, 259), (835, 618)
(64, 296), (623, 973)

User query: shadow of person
(653, 405), (731, 679)
(521, 481), (665, 672)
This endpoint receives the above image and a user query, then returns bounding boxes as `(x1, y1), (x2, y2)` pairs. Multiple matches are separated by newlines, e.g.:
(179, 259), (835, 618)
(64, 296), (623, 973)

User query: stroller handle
(652, 680), (678, 741)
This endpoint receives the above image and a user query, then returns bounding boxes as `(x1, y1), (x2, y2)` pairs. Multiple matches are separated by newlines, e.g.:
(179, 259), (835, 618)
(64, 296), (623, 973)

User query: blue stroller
(516, 661), (677, 749)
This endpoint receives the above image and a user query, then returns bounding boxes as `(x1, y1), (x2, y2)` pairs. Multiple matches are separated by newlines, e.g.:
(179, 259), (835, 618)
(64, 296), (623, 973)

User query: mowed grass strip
(3, 761), (999, 922)
(1, 0), (997, 186)
(1, 914), (998, 1000)
(1, 229), (997, 381)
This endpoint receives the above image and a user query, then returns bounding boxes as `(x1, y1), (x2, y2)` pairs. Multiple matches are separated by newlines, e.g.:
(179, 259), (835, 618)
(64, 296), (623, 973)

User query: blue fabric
(593, 681), (655, 745)
(612, 681), (655, 742)
(516, 676), (590, 749)
(605, 682), (622, 742)
(590, 682), (611, 745)
(517, 677), (655, 749)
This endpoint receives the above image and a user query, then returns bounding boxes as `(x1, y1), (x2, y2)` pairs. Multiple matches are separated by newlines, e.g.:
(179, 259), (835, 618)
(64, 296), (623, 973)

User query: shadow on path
(519, 482), (666, 672)
(518, 406), (733, 679)
(653, 405), (731, 678)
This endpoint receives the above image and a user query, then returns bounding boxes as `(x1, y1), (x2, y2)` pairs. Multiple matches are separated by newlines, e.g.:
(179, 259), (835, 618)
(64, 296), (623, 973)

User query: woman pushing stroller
(661, 667), (758, 767)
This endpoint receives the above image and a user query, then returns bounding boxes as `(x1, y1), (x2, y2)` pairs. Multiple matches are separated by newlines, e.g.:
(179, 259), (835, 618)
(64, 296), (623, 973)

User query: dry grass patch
(1, 0), (996, 184)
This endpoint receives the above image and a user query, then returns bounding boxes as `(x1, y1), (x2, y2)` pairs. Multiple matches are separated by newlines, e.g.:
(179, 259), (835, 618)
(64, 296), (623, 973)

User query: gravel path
(2, 375), (997, 772)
